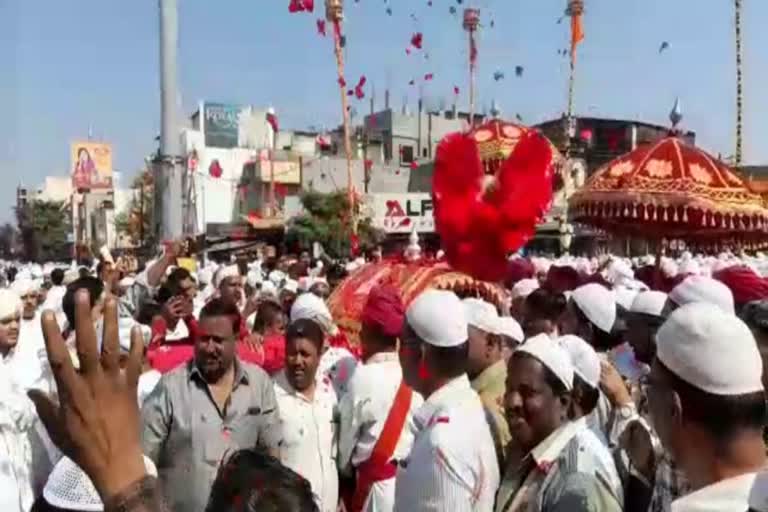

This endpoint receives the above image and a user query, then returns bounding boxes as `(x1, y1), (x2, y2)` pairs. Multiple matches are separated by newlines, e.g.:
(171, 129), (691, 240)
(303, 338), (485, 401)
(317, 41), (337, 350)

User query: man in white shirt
(274, 318), (339, 512)
(496, 334), (623, 511)
(394, 289), (499, 512)
(4, 282), (49, 395)
(647, 303), (767, 512)
(11, 278), (46, 371)
(291, 292), (357, 398)
(0, 289), (57, 511)
(338, 285), (421, 512)
(41, 268), (66, 327)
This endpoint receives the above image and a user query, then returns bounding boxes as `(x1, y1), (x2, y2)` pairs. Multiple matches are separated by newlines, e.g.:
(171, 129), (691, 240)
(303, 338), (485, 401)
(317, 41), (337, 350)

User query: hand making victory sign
(28, 291), (149, 503)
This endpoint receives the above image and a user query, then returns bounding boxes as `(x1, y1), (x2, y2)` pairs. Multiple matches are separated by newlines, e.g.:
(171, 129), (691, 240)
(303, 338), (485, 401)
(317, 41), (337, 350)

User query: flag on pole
(570, 8), (584, 63)
(266, 109), (279, 133)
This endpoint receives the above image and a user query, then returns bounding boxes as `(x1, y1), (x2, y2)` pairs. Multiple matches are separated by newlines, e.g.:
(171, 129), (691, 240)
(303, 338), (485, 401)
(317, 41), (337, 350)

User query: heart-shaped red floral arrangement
(432, 129), (554, 282)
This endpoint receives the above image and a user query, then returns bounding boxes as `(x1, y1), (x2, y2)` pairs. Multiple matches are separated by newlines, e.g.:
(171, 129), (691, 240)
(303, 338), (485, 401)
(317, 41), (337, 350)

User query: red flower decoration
(410, 32), (423, 50)
(209, 159), (223, 178)
(316, 18), (326, 36)
(433, 130), (553, 282)
(354, 75), (367, 99)
(424, 73), (434, 81)
(288, 0), (314, 13)
(410, 161), (419, 170)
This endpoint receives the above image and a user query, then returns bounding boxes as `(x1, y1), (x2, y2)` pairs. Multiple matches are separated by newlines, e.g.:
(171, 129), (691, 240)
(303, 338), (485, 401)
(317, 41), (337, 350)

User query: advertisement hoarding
(203, 102), (245, 148)
(71, 141), (113, 191)
(370, 193), (434, 233)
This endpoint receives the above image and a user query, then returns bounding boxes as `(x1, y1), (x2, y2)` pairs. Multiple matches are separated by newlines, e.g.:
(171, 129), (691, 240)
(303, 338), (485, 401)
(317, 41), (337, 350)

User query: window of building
(400, 145), (414, 165)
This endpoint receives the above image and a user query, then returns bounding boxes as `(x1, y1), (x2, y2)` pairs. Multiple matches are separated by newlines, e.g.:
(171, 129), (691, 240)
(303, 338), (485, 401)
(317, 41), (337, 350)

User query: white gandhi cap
(516, 333), (574, 391)
(630, 291), (668, 317)
(571, 283), (616, 333)
(497, 317), (524, 343)
(511, 278), (539, 300)
(406, 289), (468, 347)
(462, 298), (499, 334)
(656, 302), (763, 395)
(669, 275), (735, 314)
(557, 334), (600, 389)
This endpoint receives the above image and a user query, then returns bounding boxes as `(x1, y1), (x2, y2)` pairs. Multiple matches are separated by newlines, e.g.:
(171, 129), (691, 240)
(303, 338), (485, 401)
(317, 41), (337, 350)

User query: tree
(286, 190), (384, 259)
(0, 223), (17, 259)
(115, 171), (155, 250)
(16, 200), (71, 262)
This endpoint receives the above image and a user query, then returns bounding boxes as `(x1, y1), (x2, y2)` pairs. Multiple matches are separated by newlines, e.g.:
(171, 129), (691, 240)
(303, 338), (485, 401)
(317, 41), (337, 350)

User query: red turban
(505, 258), (535, 288)
(714, 265), (768, 305)
(361, 284), (405, 337)
(544, 265), (582, 293)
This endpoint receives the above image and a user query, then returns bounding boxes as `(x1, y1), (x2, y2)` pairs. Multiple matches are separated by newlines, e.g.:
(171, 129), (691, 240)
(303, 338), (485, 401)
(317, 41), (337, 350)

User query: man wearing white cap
(497, 334), (623, 511)
(510, 278), (540, 321)
(558, 335), (625, 501)
(0, 289), (58, 512)
(394, 290), (499, 512)
(627, 290), (670, 367)
(462, 297), (510, 470)
(667, 275), (735, 315)
(559, 284), (639, 454)
(497, 316), (524, 365)
(647, 303), (767, 511)
(215, 264), (246, 310)
(559, 283), (619, 350)
(290, 292), (357, 398)
(11, 278), (48, 384)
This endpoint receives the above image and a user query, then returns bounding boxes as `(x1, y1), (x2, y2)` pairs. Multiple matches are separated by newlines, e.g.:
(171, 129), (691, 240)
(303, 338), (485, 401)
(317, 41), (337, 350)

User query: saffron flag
(570, 13), (584, 63)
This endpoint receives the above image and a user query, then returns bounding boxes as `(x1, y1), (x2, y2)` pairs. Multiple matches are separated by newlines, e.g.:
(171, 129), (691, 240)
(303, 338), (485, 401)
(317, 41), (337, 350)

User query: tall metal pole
(158, 0), (183, 241)
(734, 0), (743, 166)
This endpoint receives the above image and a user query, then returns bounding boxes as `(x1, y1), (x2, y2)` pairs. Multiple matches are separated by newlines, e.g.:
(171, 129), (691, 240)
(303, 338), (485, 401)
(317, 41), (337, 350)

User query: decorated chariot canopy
(470, 118), (563, 175)
(568, 135), (768, 242)
(327, 260), (504, 346)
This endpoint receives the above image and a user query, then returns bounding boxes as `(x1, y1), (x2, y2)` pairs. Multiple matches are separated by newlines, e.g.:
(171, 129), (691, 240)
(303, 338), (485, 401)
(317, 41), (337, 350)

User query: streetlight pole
(158, 0), (184, 241)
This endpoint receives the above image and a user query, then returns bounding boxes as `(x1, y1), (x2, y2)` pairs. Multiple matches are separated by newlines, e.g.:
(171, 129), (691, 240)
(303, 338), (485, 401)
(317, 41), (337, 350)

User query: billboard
(203, 102), (245, 148)
(369, 193), (434, 233)
(256, 150), (301, 184)
(71, 141), (113, 191)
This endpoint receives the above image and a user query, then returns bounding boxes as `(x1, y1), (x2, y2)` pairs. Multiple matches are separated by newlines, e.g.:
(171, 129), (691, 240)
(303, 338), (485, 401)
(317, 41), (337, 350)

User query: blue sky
(2, 0), (767, 223)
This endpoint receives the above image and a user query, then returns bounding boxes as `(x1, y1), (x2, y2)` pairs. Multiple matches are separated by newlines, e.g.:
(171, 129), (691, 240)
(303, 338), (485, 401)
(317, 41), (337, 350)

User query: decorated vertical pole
(463, 8), (480, 127)
(326, 0), (356, 233)
(267, 107), (278, 217)
(734, 0), (743, 166)
(565, 0), (584, 149)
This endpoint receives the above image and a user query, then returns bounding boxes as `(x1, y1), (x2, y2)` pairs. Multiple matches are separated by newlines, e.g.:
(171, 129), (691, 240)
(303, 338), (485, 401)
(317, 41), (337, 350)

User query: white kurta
(0, 371), (58, 512)
(337, 352), (423, 512)
(318, 346), (358, 398)
(394, 375), (500, 512)
(671, 472), (757, 512)
(274, 371), (339, 512)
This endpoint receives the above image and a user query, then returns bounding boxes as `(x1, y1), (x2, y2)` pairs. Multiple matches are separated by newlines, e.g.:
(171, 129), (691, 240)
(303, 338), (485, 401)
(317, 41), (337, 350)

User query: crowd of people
(4, 241), (768, 511)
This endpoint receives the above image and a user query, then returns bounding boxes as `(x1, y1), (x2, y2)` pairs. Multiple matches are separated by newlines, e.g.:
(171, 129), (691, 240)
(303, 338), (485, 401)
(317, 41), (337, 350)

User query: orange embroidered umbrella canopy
(471, 118), (563, 174)
(568, 136), (768, 242)
(327, 260), (504, 347)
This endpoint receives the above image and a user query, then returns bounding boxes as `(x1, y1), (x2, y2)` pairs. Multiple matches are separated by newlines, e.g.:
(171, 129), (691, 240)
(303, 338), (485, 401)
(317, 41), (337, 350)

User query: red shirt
(147, 315), (265, 373)
(260, 333), (286, 375)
